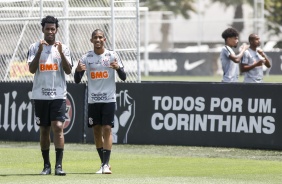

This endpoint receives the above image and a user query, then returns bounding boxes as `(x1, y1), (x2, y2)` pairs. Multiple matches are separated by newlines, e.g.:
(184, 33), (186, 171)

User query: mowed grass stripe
(0, 142), (282, 184)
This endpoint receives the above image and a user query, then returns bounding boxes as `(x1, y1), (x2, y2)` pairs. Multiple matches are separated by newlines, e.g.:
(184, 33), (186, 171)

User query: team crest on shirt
(102, 57), (111, 67)
(63, 92), (76, 135)
(102, 52), (115, 67)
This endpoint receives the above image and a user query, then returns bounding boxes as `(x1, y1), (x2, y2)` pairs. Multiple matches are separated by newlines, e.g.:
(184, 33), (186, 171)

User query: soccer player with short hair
(240, 34), (271, 83)
(220, 27), (249, 82)
(27, 15), (72, 176)
(74, 29), (126, 174)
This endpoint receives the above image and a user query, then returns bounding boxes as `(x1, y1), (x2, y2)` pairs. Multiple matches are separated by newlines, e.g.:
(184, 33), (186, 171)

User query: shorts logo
(112, 90), (135, 143)
(63, 92), (75, 135)
(89, 117), (93, 126)
(35, 117), (40, 126)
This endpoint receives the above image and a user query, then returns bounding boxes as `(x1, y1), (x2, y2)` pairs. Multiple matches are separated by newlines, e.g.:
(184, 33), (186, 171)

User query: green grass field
(141, 75), (282, 83)
(1, 142), (282, 184)
(1, 75), (282, 183)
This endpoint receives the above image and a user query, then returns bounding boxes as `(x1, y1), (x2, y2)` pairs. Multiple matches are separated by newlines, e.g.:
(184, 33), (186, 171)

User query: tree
(140, 0), (196, 51)
(264, 0), (282, 38)
(211, 0), (253, 33)
(212, 0), (282, 40)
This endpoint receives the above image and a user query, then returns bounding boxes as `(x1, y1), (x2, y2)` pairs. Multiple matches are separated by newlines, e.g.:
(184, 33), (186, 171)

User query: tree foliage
(139, 0), (196, 51)
(211, 0), (252, 33)
(264, 0), (282, 36)
(212, 0), (282, 37)
(139, 0), (196, 19)
(211, 0), (253, 6)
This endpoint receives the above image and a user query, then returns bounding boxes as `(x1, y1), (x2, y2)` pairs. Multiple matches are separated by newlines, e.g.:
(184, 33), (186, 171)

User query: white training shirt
(220, 45), (239, 82)
(80, 49), (123, 104)
(27, 41), (72, 100)
(241, 48), (264, 83)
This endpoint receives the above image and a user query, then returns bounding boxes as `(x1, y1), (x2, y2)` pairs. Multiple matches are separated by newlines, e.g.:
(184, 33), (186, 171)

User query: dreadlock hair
(221, 28), (239, 41)
(41, 15), (59, 28)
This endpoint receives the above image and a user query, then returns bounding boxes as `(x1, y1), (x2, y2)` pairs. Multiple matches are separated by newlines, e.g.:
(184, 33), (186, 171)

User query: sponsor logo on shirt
(40, 63), (58, 72)
(90, 70), (109, 79)
(91, 93), (108, 101)
(41, 88), (57, 96)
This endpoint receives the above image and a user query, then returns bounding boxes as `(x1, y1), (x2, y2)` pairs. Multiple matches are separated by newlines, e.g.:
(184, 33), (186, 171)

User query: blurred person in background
(220, 27), (249, 82)
(240, 34), (271, 83)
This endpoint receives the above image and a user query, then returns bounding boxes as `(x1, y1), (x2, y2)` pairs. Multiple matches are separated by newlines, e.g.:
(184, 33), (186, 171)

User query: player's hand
(54, 41), (63, 54)
(76, 60), (86, 72)
(256, 59), (265, 66)
(38, 39), (49, 52)
(110, 60), (120, 70)
(240, 43), (249, 51)
(257, 48), (265, 56)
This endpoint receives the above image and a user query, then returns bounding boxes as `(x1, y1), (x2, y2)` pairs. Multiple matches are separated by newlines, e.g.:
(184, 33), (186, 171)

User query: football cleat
(102, 164), (112, 174)
(95, 164), (111, 174)
(55, 165), (66, 176)
(40, 164), (51, 175)
(95, 166), (103, 174)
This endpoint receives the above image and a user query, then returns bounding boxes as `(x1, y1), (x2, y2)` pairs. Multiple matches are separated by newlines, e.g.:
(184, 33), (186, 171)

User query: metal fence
(0, 0), (140, 82)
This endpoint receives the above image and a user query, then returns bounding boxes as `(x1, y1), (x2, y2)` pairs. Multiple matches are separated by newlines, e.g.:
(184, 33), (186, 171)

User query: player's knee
(40, 127), (51, 136)
(51, 122), (64, 134)
(103, 125), (112, 135)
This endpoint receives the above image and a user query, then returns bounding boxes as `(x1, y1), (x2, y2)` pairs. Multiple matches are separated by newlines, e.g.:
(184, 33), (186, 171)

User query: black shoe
(40, 164), (51, 175)
(55, 165), (66, 176)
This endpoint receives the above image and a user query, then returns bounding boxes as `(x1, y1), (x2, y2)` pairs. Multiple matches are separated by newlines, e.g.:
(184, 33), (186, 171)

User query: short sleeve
(62, 45), (73, 66)
(241, 51), (249, 64)
(79, 53), (88, 65)
(114, 52), (124, 68)
(27, 43), (38, 64)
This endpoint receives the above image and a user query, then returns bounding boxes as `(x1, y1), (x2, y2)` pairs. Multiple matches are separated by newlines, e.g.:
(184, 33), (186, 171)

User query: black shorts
(34, 99), (66, 126)
(88, 102), (115, 128)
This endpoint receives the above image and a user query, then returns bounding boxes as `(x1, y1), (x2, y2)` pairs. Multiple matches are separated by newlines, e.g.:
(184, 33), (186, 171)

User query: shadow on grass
(0, 172), (99, 177)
